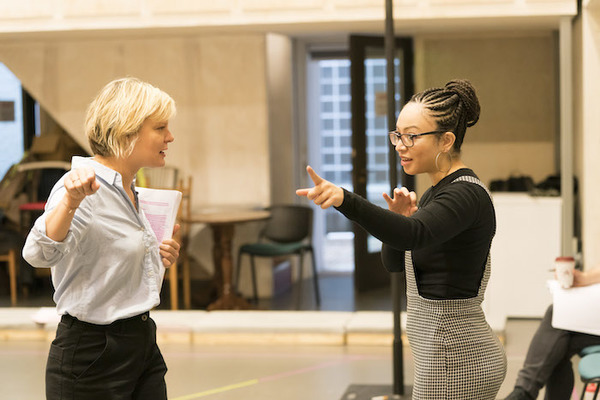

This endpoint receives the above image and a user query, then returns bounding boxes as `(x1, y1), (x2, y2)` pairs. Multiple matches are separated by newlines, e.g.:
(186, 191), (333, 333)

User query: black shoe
(504, 387), (534, 400)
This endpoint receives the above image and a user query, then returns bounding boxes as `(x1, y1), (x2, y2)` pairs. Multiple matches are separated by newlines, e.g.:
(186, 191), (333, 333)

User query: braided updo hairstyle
(409, 79), (480, 153)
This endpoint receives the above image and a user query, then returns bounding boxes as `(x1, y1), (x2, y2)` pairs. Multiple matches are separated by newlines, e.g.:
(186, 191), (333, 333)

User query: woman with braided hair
(297, 79), (506, 399)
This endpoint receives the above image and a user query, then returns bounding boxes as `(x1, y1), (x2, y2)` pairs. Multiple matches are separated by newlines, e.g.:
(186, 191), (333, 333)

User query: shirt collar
(70, 156), (133, 188)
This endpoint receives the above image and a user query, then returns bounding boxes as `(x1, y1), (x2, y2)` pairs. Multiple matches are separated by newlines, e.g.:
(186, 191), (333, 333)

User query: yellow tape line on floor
(170, 379), (259, 400)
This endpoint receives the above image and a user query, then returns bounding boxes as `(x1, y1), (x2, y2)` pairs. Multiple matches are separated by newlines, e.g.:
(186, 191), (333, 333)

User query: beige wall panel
(61, 0), (141, 17)
(148, 0), (233, 14)
(49, 42), (126, 136)
(0, 33), (270, 209)
(580, 7), (600, 266)
(332, 0), (417, 7)
(461, 141), (556, 186)
(241, 0), (323, 11)
(573, 16), (583, 247)
(0, 43), (47, 98)
(421, 34), (557, 143)
(188, 35), (269, 206)
(0, 1), (54, 19)
(415, 141), (556, 196)
(429, 0), (512, 3)
(415, 33), (558, 199)
(266, 34), (295, 204)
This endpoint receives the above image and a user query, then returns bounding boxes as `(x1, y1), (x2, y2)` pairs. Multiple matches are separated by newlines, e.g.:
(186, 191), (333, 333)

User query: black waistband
(61, 312), (150, 330)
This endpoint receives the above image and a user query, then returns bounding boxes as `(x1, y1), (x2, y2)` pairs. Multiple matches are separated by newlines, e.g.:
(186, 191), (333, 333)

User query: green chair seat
(235, 205), (320, 308)
(239, 242), (307, 257)
(581, 346), (600, 357)
(579, 353), (600, 381)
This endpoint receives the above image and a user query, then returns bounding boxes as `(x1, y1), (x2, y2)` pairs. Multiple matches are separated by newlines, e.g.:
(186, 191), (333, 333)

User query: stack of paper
(136, 187), (182, 242)
(548, 280), (600, 336)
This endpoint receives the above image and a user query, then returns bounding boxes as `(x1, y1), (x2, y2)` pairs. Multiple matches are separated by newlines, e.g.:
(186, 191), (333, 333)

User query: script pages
(135, 186), (182, 281)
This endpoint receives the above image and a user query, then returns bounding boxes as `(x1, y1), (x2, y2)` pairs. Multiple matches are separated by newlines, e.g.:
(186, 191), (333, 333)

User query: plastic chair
(235, 205), (320, 309)
(579, 352), (600, 400)
(581, 346), (600, 357)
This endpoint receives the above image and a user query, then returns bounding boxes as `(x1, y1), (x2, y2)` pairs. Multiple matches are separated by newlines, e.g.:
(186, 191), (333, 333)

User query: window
(0, 63), (25, 180)
(307, 53), (354, 272)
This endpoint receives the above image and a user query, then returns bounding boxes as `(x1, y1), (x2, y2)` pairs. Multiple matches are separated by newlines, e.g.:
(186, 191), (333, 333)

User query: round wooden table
(182, 209), (270, 310)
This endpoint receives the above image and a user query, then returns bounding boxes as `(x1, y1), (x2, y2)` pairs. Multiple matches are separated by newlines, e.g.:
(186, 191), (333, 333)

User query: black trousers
(46, 312), (167, 400)
(516, 305), (600, 400)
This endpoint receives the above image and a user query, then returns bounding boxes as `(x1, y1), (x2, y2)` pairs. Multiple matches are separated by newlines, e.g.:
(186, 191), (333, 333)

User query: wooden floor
(0, 274), (584, 399)
(0, 318), (567, 400)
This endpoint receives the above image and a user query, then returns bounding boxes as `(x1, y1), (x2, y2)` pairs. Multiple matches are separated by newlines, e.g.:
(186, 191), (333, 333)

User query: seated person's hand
(572, 268), (600, 287)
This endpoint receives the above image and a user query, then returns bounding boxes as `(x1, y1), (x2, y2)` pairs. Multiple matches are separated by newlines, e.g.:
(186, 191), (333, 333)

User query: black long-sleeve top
(335, 168), (495, 300)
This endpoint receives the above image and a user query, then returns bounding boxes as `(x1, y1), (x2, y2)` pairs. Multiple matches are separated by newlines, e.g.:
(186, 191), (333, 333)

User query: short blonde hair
(85, 77), (176, 158)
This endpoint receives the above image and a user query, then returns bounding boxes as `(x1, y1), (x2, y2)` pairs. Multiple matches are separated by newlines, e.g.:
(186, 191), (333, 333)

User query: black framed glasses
(388, 130), (446, 148)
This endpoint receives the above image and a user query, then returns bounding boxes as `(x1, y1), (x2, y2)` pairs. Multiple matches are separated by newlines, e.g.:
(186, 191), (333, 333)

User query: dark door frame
(349, 35), (414, 293)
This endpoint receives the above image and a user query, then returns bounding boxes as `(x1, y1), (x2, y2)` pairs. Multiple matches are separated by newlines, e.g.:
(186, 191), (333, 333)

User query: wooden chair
(172, 176), (192, 309)
(137, 166), (183, 309)
(139, 166), (179, 190)
(0, 248), (18, 306)
(0, 209), (22, 306)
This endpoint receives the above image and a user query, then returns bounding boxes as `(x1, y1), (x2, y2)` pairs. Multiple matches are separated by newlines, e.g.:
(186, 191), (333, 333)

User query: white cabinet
(483, 193), (562, 331)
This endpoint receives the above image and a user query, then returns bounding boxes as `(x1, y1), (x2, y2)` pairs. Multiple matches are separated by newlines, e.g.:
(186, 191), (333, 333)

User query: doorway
(306, 49), (355, 274)
(304, 36), (414, 292)
(349, 35), (414, 292)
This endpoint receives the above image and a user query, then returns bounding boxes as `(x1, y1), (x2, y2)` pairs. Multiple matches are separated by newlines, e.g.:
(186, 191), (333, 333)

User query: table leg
(207, 224), (252, 310)
(182, 251), (192, 310)
(169, 260), (179, 310)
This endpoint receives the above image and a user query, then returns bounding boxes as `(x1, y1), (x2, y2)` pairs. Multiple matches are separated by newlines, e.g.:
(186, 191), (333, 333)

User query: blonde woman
(298, 80), (506, 399)
(23, 77), (179, 400)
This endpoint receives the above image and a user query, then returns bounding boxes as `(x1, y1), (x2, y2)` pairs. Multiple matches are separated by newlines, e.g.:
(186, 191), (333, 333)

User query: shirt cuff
(31, 216), (74, 258)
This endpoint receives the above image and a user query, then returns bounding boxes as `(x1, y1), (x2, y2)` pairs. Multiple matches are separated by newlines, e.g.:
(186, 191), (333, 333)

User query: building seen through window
(311, 56), (398, 271)
(0, 63), (25, 181)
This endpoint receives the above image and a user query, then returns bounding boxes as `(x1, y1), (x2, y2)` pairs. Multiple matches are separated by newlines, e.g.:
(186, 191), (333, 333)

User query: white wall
(579, 3), (600, 267)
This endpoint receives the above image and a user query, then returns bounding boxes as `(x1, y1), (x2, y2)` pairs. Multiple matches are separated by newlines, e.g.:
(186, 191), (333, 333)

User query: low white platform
(0, 308), (404, 346)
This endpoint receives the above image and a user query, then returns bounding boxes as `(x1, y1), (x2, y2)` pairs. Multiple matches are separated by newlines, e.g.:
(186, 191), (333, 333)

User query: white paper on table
(135, 187), (182, 243)
(548, 279), (600, 336)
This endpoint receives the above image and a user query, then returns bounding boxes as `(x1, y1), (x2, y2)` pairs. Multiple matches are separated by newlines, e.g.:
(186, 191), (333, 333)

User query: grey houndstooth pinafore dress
(405, 176), (507, 400)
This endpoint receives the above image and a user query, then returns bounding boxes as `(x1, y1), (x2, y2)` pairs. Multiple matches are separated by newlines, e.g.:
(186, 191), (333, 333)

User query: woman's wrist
(61, 196), (81, 213)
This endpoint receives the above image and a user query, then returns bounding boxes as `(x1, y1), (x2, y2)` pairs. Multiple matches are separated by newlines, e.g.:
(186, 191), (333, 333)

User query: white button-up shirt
(23, 156), (163, 324)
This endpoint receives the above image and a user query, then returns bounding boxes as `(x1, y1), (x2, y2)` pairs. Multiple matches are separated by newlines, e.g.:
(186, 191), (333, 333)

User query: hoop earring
(435, 151), (452, 173)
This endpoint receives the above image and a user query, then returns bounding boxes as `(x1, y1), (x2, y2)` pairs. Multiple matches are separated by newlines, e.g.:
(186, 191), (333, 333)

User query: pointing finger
(306, 166), (323, 185)
(296, 188), (310, 197)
